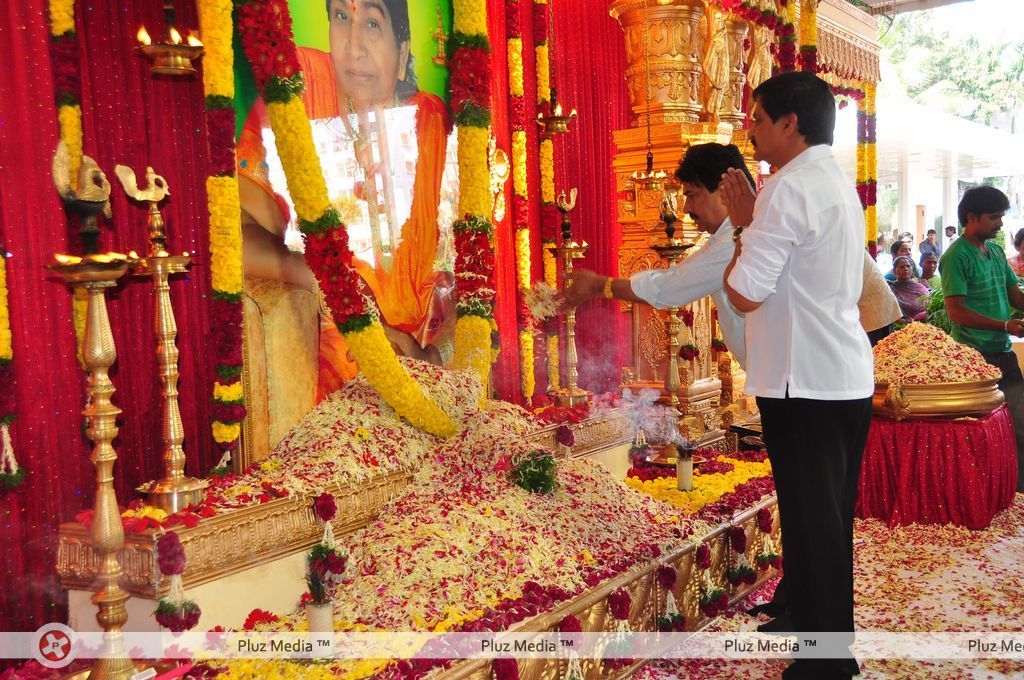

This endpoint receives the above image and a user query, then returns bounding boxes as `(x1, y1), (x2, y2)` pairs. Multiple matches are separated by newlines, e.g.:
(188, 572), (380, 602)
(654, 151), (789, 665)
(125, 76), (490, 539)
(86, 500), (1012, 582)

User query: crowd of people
(562, 71), (1024, 680)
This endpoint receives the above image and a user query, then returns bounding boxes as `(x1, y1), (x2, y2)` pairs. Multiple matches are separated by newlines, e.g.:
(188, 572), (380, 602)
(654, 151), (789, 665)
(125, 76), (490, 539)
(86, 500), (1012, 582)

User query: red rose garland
(154, 532), (201, 631)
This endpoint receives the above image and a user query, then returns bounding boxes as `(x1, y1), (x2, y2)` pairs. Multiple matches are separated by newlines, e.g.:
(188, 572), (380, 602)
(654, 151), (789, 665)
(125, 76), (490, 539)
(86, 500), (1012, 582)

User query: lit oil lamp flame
(54, 253), (83, 265)
(186, 32), (202, 47)
(137, 26), (152, 46)
(168, 27), (183, 45)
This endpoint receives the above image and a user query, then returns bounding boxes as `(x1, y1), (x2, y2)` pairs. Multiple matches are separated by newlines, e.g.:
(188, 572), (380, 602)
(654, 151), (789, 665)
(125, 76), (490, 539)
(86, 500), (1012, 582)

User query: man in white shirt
(558, 143), (754, 365)
(721, 71), (873, 680)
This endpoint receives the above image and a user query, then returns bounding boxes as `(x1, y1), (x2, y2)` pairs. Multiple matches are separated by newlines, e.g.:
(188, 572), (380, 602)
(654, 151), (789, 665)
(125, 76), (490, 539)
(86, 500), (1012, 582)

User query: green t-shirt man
(940, 238), (1020, 354)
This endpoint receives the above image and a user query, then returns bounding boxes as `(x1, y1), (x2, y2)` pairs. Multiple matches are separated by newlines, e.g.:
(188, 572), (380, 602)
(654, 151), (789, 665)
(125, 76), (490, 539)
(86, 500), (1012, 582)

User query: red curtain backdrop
(0, 0), (216, 631)
(490, 0), (631, 400)
(549, 0), (630, 394)
(487, 0), (520, 403)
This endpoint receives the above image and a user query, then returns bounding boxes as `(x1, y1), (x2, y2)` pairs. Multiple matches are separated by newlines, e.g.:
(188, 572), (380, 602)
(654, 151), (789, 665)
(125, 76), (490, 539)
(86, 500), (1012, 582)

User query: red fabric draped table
(856, 405), (1018, 529)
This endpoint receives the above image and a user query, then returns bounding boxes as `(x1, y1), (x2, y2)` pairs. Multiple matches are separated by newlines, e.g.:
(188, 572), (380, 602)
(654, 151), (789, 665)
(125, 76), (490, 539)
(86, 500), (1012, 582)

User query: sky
(894, 0), (1024, 47)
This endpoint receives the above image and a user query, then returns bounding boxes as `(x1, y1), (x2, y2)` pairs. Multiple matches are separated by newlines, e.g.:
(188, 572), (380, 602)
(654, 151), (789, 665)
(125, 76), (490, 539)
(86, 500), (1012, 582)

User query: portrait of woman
(236, 0), (458, 400)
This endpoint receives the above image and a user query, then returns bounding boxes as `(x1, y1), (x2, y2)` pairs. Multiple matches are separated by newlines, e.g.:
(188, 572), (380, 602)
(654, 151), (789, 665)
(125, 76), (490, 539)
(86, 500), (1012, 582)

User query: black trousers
(757, 395), (873, 680)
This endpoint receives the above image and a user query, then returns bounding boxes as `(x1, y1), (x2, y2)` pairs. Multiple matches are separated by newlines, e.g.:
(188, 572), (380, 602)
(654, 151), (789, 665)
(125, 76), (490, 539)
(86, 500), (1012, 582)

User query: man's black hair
(957, 186), (1009, 227)
(945, 225), (957, 234)
(751, 71), (836, 146)
(926, 229), (936, 236)
(326, 0), (418, 100)
(675, 143), (755, 193)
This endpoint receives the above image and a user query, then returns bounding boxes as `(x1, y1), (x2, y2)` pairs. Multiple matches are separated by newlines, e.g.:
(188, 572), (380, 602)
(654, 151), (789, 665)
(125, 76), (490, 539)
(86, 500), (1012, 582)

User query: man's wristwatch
(732, 226), (746, 244)
(602, 277), (615, 299)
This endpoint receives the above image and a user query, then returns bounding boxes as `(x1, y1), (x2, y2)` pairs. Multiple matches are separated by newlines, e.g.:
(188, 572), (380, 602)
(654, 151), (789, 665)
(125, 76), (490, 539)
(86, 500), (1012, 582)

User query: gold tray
(872, 378), (1004, 421)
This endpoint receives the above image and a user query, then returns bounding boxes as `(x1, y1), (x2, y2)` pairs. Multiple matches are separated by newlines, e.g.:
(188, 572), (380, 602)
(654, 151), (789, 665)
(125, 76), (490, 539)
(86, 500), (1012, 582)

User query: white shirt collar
(767, 144), (834, 183)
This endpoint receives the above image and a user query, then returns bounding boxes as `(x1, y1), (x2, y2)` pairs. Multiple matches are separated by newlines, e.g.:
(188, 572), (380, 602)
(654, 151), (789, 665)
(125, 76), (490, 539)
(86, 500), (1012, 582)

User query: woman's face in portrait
(329, 0), (410, 107)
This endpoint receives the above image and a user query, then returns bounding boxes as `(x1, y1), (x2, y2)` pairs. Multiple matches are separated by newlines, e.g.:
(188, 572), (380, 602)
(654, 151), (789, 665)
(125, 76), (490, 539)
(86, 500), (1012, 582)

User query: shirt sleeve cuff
(629, 270), (659, 307)
(727, 261), (773, 304)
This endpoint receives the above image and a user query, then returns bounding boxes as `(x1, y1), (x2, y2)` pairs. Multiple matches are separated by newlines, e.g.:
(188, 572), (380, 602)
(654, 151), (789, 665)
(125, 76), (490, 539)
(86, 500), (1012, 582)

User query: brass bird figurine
(114, 165), (169, 203)
(52, 140), (112, 255)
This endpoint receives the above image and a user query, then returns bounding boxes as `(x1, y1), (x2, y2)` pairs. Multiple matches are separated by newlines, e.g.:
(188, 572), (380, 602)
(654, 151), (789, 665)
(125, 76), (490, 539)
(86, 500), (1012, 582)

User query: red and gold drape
(0, 0), (217, 630)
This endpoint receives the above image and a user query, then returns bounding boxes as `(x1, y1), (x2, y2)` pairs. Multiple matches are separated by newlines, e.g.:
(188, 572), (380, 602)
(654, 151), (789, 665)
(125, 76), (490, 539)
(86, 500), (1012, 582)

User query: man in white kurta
(559, 143), (753, 365)
(722, 71), (873, 680)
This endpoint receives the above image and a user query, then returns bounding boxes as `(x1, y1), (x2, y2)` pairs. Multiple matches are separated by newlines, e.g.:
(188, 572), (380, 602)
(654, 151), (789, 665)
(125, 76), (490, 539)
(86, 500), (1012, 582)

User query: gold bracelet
(602, 277), (615, 299)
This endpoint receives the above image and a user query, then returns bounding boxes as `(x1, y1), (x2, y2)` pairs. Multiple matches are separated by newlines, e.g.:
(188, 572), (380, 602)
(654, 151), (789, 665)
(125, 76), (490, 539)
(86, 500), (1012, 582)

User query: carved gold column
(610, 0), (706, 126)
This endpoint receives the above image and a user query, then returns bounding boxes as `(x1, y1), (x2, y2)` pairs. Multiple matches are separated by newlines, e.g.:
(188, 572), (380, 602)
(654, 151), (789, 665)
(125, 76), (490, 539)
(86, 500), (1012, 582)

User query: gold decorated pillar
(611, 0), (706, 126)
(610, 0), (761, 448)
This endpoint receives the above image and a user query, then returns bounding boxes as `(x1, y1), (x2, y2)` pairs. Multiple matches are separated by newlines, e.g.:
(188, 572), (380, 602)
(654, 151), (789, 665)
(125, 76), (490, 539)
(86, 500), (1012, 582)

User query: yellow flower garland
(457, 126), (492, 218)
(266, 98), (333, 223)
(452, 314), (492, 409)
(213, 381), (244, 402)
(508, 38), (525, 98)
(539, 138), (555, 203)
(799, 0), (817, 50)
(197, 0), (235, 99)
(212, 421), (241, 444)
(58, 105), (83, 190)
(513, 235), (532, 297)
(546, 332), (559, 391)
(625, 457), (772, 515)
(453, 0), (488, 36)
(535, 44), (550, 106)
(346, 323), (457, 436)
(518, 329), (535, 401)
(511, 131), (528, 198)
(0, 258), (10, 361)
(49, 0), (74, 37)
(206, 176), (243, 296)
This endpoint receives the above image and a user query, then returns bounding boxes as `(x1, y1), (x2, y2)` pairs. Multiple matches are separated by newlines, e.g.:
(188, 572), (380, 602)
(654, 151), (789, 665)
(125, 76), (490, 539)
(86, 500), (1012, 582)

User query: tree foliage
(880, 12), (1024, 129)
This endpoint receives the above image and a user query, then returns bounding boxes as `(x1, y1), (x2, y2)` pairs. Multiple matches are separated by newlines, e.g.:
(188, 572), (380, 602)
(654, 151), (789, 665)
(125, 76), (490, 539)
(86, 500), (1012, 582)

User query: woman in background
(888, 256), (929, 322)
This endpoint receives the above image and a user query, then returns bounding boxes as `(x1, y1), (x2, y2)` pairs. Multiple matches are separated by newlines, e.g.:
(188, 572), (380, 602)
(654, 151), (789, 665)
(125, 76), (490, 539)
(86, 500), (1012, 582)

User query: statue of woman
(746, 23), (773, 93)
(703, 13), (730, 120)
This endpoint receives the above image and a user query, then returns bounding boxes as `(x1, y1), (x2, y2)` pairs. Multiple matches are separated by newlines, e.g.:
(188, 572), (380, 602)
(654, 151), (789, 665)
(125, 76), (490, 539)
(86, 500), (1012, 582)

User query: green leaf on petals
(205, 94), (234, 110)
(452, 214), (493, 235)
(298, 208), (343, 235)
(216, 365), (243, 381)
(212, 290), (243, 303)
(0, 467), (27, 491)
(262, 74), (304, 104)
(456, 300), (494, 320)
(337, 314), (374, 335)
(510, 450), (558, 495)
(447, 32), (490, 57)
(454, 103), (491, 129)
